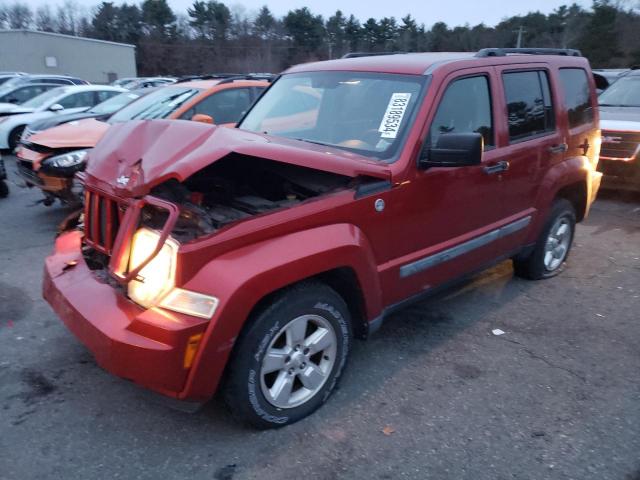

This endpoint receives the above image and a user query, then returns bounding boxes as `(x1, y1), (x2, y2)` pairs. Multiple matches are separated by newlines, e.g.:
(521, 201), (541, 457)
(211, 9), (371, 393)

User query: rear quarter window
(558, 68), (594, 128)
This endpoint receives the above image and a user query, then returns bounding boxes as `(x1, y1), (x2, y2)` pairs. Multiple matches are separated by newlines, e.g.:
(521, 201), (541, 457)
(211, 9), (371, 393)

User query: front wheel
(8, 125), (25, 151)
(513, 198), (576, 280)
(224, 282), (352, 429)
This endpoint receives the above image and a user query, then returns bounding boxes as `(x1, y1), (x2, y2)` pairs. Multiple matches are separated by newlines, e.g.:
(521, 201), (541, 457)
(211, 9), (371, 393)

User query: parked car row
(13, 75), (269, 204)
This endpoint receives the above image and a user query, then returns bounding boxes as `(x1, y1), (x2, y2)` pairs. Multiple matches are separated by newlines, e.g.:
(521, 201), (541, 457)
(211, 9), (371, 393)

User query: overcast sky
(18, 0), (594, 27)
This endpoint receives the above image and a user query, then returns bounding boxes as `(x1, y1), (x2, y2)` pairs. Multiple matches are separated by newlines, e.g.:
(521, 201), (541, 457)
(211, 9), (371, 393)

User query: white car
(0, 85), (125, 150)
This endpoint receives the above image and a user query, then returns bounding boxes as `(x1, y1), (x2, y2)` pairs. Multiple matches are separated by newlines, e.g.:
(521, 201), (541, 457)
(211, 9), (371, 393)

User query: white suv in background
(0, 85), (125, 150)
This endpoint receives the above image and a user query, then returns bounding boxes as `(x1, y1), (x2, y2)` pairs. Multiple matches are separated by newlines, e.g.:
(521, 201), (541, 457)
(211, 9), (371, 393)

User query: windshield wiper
(293, 138), (332, 148)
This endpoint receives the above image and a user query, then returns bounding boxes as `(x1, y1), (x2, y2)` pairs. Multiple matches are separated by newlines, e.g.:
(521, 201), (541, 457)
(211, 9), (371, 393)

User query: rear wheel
(8, 125), (25, 151)
(513, 198), (576, 280)
(224, 282), (352, 429)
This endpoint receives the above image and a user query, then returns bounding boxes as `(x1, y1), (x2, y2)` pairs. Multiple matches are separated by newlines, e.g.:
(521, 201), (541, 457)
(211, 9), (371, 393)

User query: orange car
(16, 76), (270, 205)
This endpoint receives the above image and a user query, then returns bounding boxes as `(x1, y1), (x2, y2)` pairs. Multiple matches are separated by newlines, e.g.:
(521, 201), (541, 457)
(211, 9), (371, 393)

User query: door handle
(483, 160), (509, 175)
(578, 140), (590, 155)
(548, 143), (568, 154)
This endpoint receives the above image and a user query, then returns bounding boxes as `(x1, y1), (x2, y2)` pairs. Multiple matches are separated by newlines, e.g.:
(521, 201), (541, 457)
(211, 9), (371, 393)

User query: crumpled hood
(27, 118), (110, 149)
(0, 102), (33, 115)
(85, 119), (391, 196)
(600, 106), (640, 131)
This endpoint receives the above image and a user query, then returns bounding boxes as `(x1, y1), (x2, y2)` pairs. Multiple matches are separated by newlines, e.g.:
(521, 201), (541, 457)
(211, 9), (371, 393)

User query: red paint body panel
(43, 53), (602, 402)
(43, 231), (210, 396)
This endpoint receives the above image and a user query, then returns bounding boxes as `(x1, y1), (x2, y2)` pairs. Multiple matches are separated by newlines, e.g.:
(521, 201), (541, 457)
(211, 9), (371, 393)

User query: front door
(383, 69), (512, 305)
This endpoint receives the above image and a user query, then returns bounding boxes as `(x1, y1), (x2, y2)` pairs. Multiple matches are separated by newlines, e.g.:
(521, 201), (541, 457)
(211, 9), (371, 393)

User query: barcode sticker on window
(378, 93), (412, 139)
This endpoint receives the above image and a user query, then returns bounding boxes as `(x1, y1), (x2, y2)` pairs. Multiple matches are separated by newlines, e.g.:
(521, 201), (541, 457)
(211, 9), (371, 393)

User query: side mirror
(192, 113), (214, 124)
(7, 97), (18, 104)
(49, 103), (64, 112)
(419, 133), (483, 169)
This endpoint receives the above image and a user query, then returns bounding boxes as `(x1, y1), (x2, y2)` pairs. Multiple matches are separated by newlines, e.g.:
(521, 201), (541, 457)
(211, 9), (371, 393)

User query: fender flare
(526, 156), (590, 244)
(178, 223), (382, 400)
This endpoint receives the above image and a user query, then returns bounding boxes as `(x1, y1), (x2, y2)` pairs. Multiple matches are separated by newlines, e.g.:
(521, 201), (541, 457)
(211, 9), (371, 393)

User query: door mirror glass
(420, 133), (483, 168)
(192, 113), (214, 124)
(49, 103), (64, 112)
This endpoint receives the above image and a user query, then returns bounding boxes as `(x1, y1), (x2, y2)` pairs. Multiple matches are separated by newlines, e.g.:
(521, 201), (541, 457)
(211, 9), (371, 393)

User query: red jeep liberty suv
(44, 48), (602, 428)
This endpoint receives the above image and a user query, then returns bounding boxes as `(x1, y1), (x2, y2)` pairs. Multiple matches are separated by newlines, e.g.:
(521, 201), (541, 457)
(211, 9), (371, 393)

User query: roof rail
(341, 51), (407, 59)
(475, 48), (582, 58)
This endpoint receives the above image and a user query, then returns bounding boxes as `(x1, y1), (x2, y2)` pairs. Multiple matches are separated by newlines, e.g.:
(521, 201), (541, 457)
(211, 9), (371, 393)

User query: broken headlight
(44, 149), (89, 169)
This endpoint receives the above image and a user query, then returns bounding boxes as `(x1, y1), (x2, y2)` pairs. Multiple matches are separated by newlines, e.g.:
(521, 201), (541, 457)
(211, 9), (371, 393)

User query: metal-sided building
(0, 29), (136, 84)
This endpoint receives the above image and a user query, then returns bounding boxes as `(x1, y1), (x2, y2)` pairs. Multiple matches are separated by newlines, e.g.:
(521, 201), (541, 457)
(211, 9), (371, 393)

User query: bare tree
(6, 2), (33, 29)
(35, 5), (56, 32)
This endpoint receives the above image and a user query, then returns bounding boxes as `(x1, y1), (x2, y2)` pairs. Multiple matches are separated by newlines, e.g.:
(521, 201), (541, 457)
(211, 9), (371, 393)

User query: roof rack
(175, 73), (243, 83)
(216, 73), (276, 85)
(476, 48), (582, 57)
(341, 51), (407, 59)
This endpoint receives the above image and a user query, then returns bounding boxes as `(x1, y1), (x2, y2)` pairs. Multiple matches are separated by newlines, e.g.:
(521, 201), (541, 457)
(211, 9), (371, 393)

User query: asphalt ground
(1, 155), (639, 480)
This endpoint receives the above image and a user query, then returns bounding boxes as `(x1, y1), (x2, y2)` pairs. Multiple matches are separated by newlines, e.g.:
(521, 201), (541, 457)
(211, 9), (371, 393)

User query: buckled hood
(85, 119), (392, 197)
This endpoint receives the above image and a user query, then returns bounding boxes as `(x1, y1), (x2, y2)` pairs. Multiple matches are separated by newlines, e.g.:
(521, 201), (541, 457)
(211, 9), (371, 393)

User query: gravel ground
(1, 156), (639, 480)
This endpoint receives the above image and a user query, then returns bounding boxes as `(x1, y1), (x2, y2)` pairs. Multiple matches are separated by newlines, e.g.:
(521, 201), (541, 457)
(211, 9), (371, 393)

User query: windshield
(89, 92), (141, 115)
(239, 72), (426, 161)
(21, 87), (67, 109)
(108, 87), (201, 123)
(599, 75), (640, 107)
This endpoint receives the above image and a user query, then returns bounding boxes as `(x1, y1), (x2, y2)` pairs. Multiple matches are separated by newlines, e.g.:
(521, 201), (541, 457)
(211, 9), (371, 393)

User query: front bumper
(16, 148), (74, 193)
(43, 231), (211, 398)
(598, 158), (640, 192)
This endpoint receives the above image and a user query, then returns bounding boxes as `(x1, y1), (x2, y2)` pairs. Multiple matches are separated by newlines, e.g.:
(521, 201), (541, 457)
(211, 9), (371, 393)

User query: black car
(0, 83), (60, 105)
(598, 69), (640, 192)
(21, 88), (151, 142)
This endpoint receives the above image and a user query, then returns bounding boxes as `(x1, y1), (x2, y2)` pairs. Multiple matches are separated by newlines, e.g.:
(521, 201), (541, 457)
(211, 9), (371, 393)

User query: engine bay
(148, 154), (353, 242)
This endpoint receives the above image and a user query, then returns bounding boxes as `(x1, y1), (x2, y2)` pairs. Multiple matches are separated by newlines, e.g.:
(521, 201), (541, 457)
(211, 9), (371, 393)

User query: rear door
(492, 66), (564, 252)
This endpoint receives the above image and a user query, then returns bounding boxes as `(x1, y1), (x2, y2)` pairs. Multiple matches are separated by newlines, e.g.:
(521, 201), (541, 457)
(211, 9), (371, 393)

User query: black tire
(0, 180), (8, 198)
(223, 282), (352, 429)
(8, 125), (25, 151)
(513, 198), (576, 280)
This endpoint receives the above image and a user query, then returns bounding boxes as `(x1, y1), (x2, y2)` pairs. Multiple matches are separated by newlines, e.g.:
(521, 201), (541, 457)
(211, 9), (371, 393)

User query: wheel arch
(555, 180), (588, 222)
(177, 223), (383, 401)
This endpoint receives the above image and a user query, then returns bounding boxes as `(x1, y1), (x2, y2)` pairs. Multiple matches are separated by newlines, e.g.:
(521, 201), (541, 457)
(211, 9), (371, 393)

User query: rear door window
(429, 75), (494, 147)
(502, 71), (555, 142)
(559, 68), (594, 128)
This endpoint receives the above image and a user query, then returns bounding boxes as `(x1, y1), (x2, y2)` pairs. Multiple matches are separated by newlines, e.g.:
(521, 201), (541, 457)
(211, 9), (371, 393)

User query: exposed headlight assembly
(127, 228), (218, 319)
(45, 149), (89, 169)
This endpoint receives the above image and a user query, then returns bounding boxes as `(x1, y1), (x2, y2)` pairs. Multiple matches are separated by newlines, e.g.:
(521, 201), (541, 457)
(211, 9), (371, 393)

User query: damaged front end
(45, 119), (389, 398)
(17, 143), (88, 206)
